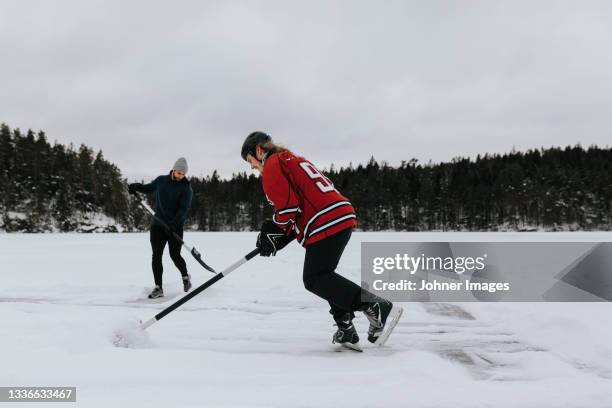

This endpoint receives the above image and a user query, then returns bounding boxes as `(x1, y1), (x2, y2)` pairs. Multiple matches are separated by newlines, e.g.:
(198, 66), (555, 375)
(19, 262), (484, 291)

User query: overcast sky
(1, 0), (611, 180)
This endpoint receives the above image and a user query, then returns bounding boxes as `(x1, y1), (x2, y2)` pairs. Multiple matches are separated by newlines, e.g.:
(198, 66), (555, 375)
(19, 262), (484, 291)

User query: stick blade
(111, 318), (151, 348)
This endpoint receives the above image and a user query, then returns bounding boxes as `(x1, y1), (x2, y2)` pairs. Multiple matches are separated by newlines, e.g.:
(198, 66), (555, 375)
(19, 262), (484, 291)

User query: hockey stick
(134, 193), (217, 274)
(140, 248), (260, 329)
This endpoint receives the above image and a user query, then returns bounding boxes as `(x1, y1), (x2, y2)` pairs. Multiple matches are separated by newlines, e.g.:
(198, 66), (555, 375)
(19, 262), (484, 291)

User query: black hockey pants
(302, 228), (365, 320)
(150, 224), (188, 287)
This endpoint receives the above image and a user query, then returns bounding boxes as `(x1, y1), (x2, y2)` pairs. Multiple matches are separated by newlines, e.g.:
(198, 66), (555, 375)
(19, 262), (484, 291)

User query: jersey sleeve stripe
(272, 213), (294, 226)
(277, 207), (301, 215)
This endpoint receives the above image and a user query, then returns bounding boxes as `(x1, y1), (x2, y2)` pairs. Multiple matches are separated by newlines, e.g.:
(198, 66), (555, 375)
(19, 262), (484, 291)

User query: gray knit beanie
(172, 157), (188, 174)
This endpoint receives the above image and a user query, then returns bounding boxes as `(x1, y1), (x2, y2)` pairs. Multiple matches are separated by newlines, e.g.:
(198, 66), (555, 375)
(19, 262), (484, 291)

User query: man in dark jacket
(128, 157), (194, 299)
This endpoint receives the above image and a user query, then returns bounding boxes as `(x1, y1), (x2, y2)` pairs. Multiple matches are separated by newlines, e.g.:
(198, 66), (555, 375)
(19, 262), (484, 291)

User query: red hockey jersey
(262, 150), (357, 247)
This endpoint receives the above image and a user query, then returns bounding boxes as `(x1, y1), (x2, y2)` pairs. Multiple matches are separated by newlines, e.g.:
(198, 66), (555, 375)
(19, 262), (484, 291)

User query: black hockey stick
(140, 248), (260, 329)
(134, 193), (217, 274)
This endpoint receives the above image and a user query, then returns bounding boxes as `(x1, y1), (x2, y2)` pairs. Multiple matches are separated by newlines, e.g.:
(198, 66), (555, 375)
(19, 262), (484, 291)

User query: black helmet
(241, 131), (272, 161)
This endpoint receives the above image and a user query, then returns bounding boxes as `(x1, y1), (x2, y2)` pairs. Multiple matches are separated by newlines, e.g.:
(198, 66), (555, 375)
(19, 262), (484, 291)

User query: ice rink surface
(1, 232), (611, 407)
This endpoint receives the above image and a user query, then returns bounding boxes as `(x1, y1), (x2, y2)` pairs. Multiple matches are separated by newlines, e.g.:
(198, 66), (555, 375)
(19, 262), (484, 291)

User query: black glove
(257, 220), (294, 257)
(128, 183), (142, 195)
(167, 220), (182, 235)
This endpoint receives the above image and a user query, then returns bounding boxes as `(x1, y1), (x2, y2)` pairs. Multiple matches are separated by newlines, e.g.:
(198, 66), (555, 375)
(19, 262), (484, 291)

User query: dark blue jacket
(137, 172), (193, 229)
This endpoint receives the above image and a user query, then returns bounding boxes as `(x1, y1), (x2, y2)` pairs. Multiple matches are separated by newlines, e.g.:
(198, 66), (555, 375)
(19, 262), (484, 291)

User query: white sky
(1, 0), (611, 180)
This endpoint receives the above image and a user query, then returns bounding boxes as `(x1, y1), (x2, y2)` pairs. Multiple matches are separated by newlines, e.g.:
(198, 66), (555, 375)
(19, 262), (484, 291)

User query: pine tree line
(326, 147), (612, 231)
(0, 123), (131, 232)
(1, 121), (611, 232)
(188, 171), (272, 231)
(184, 145), (612, 232)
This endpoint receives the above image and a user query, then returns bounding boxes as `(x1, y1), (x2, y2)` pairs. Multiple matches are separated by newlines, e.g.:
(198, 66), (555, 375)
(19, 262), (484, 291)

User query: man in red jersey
(241, 131), (403, 350)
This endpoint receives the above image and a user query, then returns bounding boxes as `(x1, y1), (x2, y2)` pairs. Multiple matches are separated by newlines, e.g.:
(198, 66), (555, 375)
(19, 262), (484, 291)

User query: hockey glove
(257, 220), (294, 257)
(167, 220), (182, 235)
(128, 183), (142, 195)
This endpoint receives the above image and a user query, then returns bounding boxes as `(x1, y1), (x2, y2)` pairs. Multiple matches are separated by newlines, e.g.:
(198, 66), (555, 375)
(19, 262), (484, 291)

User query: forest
(1, 122), (610, 232)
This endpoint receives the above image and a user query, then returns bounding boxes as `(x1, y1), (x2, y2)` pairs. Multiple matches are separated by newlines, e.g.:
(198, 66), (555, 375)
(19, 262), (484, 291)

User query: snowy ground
(1, 232), (612, 408)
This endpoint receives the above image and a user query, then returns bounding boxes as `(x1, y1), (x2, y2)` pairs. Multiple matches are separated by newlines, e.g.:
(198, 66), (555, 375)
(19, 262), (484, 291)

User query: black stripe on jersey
(306, 213), (356, 240)
(299, 200), (352, 244)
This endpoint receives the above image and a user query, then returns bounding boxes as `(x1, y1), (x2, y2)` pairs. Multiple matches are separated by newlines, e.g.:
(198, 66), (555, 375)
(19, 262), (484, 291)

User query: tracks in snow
(395, 303), (612, 381)
(3, 295), (612, 380)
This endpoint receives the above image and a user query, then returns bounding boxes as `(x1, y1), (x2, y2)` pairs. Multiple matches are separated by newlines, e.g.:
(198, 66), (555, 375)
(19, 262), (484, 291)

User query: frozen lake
(1, 232), (611, 407)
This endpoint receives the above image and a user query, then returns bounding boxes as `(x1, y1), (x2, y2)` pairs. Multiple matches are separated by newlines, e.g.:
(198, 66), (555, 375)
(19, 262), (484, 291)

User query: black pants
(303, 228), (362, 320)
(150, 224), (188, 287)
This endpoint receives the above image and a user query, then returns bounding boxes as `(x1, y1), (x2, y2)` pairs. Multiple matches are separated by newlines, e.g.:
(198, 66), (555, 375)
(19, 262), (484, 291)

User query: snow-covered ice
(1, 232), (612, 407)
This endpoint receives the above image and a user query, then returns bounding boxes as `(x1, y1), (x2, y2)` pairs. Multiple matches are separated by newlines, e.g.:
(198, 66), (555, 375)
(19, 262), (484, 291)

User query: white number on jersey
(299, 162), (336, 193)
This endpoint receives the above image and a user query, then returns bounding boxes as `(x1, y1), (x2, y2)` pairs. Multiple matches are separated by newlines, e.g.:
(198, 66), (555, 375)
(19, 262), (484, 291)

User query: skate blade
(375, 305), (403, 347)
(334, 342), (363, 352)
